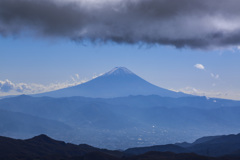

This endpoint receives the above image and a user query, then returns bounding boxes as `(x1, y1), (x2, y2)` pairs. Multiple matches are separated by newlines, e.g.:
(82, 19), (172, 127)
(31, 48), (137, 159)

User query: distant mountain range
(0, 133), (240, 160)
(35, 67), (188, 98)
(1, 94), (240, 149)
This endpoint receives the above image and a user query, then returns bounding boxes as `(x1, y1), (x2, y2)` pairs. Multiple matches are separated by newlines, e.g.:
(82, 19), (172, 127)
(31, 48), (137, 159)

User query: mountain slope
(35, 67), (188, 98)
(127, 133), (240, 157)
(0, 134), (239, 160)
(125, 144), (188, 155)
(187, 133), (240, 157)
(0, 109), (72, 139)
(0, 134), (122, 160)
(1, 95), (240, 149)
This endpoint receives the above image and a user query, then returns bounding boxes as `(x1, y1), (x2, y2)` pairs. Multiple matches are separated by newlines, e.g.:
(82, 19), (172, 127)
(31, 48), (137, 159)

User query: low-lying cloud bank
(0, 73), (104, 96)
(0, 79), (84, 96)
(1, 0), (240, 49)
(172, 87), (240, 101)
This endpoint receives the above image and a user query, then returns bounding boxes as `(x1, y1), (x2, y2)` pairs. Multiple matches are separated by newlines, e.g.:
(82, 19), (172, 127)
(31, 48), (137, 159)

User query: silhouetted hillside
(187, 133), (240, 157)
(125, 144), (188, 155)
(124, 151), (234, 160)
(0, 134), (122, 160)
(128, 133), (240, 157)
(0, 135), (239, 160)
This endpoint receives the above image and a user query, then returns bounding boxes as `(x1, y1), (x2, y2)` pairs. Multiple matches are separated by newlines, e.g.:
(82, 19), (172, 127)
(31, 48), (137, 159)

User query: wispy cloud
(211, 73), (220, 79)
(175, 86), (240, 100)
(194, 64), (220, 80)
(194, 64), (205, 70)
(75, 74), (80, 79)
(0, 76), (85, 96)
(0, 73), (106, 96)
(1, 0), (240, 49)
(92, 73), (104, 79)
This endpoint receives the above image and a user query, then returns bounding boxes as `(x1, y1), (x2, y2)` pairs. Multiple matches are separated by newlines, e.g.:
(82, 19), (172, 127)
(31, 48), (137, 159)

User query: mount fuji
(36, 67), (189, 98)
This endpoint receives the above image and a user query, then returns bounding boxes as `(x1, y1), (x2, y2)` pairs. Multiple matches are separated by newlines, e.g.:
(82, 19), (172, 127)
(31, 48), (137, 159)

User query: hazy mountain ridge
(1, 95), (240, 148)
(0, 108), (72, 139)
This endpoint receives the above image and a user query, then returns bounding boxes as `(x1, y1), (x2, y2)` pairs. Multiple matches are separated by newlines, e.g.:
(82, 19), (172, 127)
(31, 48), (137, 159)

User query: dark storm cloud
(1, 0), (240, 49)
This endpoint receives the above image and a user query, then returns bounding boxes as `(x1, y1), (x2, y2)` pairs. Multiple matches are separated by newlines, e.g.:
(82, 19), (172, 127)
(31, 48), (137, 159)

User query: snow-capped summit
(35, 67), (189, 98)
(104, 67), (134, 76)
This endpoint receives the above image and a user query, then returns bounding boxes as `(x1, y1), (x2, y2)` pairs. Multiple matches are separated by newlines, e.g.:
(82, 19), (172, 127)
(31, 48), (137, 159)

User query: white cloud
(92, 73), (104, 79)
(0, 80), (33, 93)
(71, 73), (81, 82)
(0, 76), (88, 96)
(175, 86), (240, 100)
(177, 87), (206, 97)
(71, 76), (76, 82)
(75, 74), (80, 79)
(194, 64), (220, 79)
(194, 64), (205, 70)
(0, 72), (107, 97)
(0, 79), (15, 92)
(16, 83), (31, 92)
(211, 73), (220, 79)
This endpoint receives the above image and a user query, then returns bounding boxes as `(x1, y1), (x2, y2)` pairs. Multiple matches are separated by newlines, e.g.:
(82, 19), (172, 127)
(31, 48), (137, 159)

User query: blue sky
(1, 36), (240, 100)
(1, 0), (240, 100)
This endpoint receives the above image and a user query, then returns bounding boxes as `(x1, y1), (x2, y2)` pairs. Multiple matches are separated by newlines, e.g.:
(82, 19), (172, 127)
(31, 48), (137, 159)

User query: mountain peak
(104, 67), (134, 76)
(28, 134), (56, 143)
(35, 67), (189, 98)
(27, 134), (67, 145)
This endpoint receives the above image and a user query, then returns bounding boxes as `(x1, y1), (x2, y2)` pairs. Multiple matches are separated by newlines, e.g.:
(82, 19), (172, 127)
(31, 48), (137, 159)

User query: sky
(1, 0), (240, 100)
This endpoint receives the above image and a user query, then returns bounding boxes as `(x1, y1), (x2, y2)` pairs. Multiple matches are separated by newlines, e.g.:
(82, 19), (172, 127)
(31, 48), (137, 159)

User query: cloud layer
(1, 0), (240, 49)
(177, 86), (240, 100)
(0, 79), (15, 92)
(0, 78), (84, 96)
(0, 72), (106, 96)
